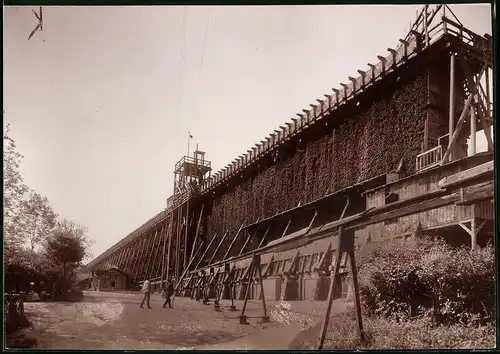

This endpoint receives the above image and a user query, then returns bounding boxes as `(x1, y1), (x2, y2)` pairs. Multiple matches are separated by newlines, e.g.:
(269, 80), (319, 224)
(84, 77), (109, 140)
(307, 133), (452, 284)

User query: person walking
(140, 278), (152, 309)
(162, 279), (175, 309)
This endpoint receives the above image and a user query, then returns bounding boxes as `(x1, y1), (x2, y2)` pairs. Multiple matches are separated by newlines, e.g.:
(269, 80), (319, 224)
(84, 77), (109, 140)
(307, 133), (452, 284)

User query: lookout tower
(171, 146), (212, 208)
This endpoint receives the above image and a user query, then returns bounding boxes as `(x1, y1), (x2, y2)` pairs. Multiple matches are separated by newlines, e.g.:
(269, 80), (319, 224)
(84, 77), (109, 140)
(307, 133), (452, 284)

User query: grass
(291, 306), (496, 350)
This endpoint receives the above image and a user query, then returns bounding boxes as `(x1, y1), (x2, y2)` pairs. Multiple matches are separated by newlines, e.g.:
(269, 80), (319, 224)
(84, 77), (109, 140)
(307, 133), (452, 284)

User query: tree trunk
(63, 262), (67, 291)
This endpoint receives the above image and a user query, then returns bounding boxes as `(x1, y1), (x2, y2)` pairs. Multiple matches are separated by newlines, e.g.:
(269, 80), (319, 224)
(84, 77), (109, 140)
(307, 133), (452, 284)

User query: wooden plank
(193, 232), (218, 271)
(189, 204), (205, 267)
(438, 161), (493, 189)
(350, 193), (460, 230)
(207, 231), (230, 265)
(222, 224), (245, 260)
(456, 182), (494, 205)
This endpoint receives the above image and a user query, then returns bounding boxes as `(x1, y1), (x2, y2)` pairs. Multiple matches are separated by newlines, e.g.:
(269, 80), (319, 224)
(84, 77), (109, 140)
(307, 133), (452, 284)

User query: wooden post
(281, 217), (292, 238)
(347, 249), (365, 344)
(448, 52), (456, 162)
(193, 233), (218, 271)
(441, 66), (486, 165)
(471, 219), (477, 250)
(255, 255), (269, 322)
(143, 230), (158, 280)
(424, 4), (429, 46)
(165, 213), (174, 282)
(175, 240), (204, 290)
(239, 257), (256, 324)
(317, 226), (365, 350)
(184, 201), (190, 270)
(238, 229), (255, 256)
(207, 231), (230, 265)
(149, 227), (163, 279)
(189, 204), (205, 266)
(485, 67), (491, 118)
(223, 224), (245, 260)
(458, 56), (492, 151)
(175, 204), (183, 281)
(470, 105), (476, 156)
(257, 228), (270, 249)
(317, 227), (344, 350)
(161, 217), (169, 286)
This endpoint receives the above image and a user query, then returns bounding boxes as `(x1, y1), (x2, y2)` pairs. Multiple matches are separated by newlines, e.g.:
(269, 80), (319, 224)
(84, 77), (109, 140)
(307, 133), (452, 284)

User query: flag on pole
(189, 132), (193, 139)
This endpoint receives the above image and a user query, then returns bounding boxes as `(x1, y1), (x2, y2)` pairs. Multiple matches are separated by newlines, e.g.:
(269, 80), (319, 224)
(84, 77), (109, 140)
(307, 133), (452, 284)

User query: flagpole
(187, 131), (190, 158)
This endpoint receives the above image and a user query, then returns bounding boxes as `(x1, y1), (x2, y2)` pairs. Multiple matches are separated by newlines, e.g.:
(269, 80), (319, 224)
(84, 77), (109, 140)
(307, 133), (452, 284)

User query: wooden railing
(416, 145), (443, 171)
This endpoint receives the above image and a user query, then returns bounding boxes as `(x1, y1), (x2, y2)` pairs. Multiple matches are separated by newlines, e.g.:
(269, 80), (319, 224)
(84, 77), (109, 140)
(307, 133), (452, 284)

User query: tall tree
(56, 219), (94, 262)
(16, 191), (58, 252)
(3, 124), (29, 250)
(45, 223), (86, 287)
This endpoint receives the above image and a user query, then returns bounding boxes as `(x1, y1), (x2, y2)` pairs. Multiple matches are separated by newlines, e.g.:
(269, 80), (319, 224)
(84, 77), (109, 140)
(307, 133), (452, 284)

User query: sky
(3, 4), (493, 260)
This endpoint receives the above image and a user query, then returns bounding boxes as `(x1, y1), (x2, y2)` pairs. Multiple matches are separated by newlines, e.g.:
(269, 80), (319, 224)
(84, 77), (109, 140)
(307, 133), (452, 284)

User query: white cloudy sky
(3, 4), (492, 258)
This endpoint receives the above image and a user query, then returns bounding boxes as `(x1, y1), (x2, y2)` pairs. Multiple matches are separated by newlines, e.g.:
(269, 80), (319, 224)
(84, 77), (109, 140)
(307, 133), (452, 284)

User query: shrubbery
(303, 236), (497, 350)
(356, 237), (495, 326)
(314, 308), (496, 350)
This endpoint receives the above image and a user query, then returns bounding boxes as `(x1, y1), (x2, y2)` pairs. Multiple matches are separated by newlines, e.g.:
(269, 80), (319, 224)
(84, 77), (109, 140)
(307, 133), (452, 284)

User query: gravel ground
(9, 291), (347, 350)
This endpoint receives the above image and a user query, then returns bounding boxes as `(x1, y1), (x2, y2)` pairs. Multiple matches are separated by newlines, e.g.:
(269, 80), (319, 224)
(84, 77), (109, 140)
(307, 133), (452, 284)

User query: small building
(91, 267), (130, 292)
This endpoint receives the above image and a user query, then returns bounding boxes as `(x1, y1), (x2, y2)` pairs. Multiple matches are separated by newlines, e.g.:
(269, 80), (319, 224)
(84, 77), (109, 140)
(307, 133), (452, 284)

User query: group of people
(140, 278), (175, 309)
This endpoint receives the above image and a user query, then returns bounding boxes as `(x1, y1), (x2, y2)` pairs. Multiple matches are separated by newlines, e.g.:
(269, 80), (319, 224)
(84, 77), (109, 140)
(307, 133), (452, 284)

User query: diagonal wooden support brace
(458, 55), (493, 151)
(440, 65), (486, 165)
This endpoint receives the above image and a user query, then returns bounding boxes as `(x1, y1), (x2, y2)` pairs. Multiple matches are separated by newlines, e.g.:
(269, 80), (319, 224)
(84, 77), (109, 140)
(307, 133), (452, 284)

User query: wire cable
(196, 7), (212, 87)
(175, 6), (188, 117)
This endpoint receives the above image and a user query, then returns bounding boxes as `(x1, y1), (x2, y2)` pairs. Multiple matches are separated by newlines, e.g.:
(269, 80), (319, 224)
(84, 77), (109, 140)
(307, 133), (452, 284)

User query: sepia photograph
(3, 3), (495, 350)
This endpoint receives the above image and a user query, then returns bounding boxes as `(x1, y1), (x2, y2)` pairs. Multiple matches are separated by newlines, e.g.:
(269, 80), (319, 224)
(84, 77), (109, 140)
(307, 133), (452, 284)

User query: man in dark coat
(162, 279), (175, 308)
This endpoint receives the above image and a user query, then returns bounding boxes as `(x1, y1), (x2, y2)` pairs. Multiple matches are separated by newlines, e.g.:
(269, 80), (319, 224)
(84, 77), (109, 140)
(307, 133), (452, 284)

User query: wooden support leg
(317, 246), (343, 350)
(470, 218), (477, 250)
(239, 262), (255, 325)
(256, 256), (269, 322)
(347, 250), (365, 345)
(470, 107), (476, 156)
(458, 219), (486, 250)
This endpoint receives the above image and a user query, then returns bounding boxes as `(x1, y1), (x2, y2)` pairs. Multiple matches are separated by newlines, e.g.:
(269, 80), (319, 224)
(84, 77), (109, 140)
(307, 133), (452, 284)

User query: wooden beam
(448, 52), (456, 162)
(281, 217), (292, 238)
(238, 229), (256, 256)
(175, 239), (205, 290)
(284, 250), (300, 276)
(193, 233), (218, 271)
(440, 65), (485, 165)
(133, 236), (148, 281)
(438, 161), (493, 189)
(165, 213), (174, 281)
(189, 204), (205, 267)
(257, 228), (270, 249)
(149, 226), (164, 279)
(313, 242), (332, 272)
(160, 217), (169, 284)
(304, 209), (318, 237)
(350, 193), (460, 230)
(145, 229), (159, 279)
(207, 231), (230, 265)
(222, 224), (245, 260)
(184, 201), (191, 270)
(458, 55), (493, 151)
(458, 221), (473, 236)
(456, 182), (494, 205)
(138, 233), (153, 280)
(262, 255), (275, 277)
(174, 204), (183, 281)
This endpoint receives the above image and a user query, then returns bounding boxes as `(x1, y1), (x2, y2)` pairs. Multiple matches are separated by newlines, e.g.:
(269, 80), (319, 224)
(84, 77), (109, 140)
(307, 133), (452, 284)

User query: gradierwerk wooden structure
(84, 6), (494, 305)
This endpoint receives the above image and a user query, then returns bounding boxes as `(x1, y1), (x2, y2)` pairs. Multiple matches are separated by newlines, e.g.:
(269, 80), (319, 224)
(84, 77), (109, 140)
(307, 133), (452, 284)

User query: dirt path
(12, 292), (347, 350)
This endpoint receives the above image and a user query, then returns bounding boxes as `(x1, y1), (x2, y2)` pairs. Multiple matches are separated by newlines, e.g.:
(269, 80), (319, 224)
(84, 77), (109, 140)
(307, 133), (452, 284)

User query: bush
(355, 237), (495, 325)
(312, 308), (496, 350)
